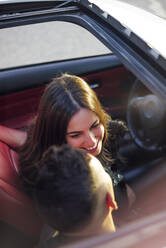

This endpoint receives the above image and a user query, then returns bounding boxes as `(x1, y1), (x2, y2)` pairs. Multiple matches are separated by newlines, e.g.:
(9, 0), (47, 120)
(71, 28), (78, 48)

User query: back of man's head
(34, 144), (97, 233)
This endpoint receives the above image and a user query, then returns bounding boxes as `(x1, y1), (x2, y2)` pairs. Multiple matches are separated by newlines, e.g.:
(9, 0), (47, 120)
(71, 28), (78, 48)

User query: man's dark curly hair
(34, 144), (97, 233)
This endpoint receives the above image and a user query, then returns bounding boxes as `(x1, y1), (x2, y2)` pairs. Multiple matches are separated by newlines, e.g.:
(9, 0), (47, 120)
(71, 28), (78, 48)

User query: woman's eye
(70, 134), (80, 138)
(92, 122), (100, 129)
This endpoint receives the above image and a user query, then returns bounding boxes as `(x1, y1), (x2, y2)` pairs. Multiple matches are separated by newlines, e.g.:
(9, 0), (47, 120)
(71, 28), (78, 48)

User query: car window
(0, 21), (111, 69)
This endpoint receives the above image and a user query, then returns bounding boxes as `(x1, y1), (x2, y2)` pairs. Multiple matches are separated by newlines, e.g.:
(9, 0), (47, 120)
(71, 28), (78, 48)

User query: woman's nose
(85, 131), (96, 147)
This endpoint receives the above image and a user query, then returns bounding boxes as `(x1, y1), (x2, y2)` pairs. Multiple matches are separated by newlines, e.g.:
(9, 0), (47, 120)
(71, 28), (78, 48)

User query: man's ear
(106, 192), (118, 210)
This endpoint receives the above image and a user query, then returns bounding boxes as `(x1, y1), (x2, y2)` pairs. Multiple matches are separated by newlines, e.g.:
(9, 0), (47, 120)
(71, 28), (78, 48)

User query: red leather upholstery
(0, 138), (43, 239)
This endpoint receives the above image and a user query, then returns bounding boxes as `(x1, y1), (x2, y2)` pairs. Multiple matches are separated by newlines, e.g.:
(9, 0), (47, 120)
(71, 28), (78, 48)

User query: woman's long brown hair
(19, 74), (111, 194)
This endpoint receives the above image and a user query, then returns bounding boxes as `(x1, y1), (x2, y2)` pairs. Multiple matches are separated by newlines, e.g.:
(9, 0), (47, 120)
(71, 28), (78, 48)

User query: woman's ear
(106, 192), (118, 210)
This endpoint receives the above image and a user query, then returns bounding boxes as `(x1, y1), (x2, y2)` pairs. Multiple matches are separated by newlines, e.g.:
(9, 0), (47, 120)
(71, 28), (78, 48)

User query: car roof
(92, 0), (166, 59)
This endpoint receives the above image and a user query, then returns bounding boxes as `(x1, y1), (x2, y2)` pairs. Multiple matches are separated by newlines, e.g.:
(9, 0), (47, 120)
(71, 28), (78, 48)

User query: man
(34, 144), (118, 248)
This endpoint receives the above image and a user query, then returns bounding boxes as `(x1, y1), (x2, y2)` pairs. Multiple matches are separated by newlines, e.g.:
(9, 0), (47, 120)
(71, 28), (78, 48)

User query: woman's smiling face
(66, 108), (105, 156)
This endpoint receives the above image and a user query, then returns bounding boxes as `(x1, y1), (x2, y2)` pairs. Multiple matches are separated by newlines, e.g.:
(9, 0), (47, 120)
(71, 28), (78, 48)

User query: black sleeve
(106, 119), (128, 169)
(104, 120), (131, 226)
(104, 162), (130, 226)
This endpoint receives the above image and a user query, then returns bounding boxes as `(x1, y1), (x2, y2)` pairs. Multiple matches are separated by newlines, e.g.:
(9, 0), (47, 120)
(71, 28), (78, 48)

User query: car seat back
(0, 136), (43, 239)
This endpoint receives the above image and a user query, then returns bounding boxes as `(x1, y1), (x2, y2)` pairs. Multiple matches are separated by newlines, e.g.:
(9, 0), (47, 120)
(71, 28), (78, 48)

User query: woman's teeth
(87, 144), (97, 151)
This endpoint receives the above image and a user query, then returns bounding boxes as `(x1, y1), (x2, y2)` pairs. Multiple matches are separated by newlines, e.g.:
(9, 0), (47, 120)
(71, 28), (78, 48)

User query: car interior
(0, 55), (166, 248)
(0, 1), (166, 247)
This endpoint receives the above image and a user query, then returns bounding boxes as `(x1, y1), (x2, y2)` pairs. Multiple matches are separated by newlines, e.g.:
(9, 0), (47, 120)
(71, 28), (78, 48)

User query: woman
(19, 74), (109, 189)
(18, 74), (132, 219)
(0, 74), (133, 222)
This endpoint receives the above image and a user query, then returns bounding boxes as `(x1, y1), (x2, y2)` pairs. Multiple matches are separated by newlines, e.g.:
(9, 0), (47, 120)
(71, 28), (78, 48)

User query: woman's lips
(85, 142), (98, 154)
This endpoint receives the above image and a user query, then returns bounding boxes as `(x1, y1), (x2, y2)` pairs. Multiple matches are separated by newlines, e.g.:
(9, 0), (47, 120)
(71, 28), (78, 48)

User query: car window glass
(0, 21), (111, 69)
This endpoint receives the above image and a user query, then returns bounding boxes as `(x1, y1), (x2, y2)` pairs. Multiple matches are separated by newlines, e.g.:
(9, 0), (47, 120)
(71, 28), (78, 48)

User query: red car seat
(0, 129), (43, 242)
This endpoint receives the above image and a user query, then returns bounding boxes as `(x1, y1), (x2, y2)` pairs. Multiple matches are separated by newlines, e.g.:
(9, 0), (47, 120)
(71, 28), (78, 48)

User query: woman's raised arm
(0, 125), (27, 149)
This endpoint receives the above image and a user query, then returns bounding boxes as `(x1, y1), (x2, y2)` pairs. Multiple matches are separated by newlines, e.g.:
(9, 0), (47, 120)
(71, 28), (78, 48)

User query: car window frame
(0, 0), (166, 100)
